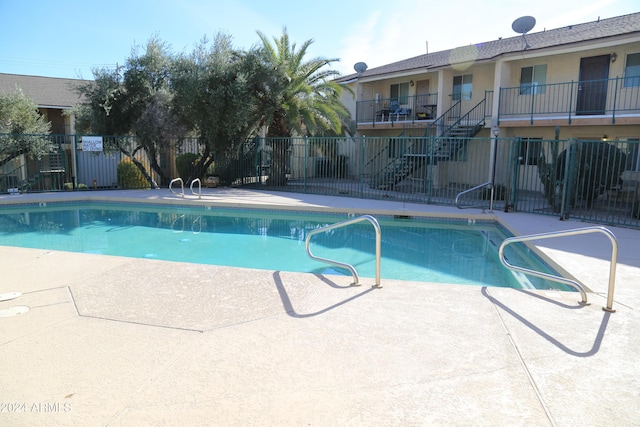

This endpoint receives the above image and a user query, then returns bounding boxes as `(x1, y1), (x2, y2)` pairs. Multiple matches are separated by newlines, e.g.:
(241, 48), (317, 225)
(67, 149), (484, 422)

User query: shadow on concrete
(481, 286), (611, 357)
(273, 271), (377, 318)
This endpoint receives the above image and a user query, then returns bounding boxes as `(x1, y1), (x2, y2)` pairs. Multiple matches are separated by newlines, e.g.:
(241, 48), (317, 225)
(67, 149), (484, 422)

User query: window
(624, 53), (640, 88)
(520, 64), (547, 94)
(452, 74), (472, 100)
(390, 83), (409, 104)
(519, 138), (542, 165)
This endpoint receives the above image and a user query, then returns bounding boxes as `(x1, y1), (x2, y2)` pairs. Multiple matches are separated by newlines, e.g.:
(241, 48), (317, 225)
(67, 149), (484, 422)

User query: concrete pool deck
(0, 188), (639, 426)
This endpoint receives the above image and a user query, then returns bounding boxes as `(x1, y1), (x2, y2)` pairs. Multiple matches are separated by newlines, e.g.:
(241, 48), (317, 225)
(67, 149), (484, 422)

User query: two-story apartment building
(0, 73), (84, 135)
(336, 12), (640, 202)
(0, 74), (89, 192)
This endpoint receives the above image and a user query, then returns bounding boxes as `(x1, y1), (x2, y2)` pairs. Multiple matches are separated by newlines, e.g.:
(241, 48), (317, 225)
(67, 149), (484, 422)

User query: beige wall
(503, 42), (640, 87)
(348, 29), (640, 186)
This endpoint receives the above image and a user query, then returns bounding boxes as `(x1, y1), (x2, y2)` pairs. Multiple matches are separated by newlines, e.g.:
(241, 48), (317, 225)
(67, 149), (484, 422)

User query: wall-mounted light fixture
(602, 135), (608, 141)
(409, 80), (414, 87)
(611, 52), (617, 63)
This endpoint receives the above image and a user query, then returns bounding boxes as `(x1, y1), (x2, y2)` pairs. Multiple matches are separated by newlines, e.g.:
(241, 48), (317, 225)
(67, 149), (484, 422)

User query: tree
(170, 32), (259, 181)
(254, 28), (352, 185)
(0, 87), (52, 166)
(124, 37), (185, 186)
(73, 37), (181, 187)
(72, 66), (129, 135)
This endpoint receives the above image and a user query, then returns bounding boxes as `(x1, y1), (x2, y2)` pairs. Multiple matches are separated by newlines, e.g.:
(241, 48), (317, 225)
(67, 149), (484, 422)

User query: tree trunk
(266, 112), (290, 186)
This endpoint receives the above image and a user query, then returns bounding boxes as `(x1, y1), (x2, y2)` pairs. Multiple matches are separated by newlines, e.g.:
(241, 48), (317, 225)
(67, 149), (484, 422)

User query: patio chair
(388, 101), (411, 121)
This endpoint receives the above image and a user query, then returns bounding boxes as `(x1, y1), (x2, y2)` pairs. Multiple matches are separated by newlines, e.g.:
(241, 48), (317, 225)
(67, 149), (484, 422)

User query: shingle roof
(0, 73), (89, 108)
(337, 12), (640, 81)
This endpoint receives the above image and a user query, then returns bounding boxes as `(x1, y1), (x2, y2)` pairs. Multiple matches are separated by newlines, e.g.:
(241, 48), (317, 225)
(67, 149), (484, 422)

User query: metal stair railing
(431, 98), (487, 159)
(305, 215), (382, 288)
(498, 226), (618, 312)
(426, 100), (461, 138)
(441, 98), (486, 138)
(1, 163), (24, 192)
(373, 134), (420, 189)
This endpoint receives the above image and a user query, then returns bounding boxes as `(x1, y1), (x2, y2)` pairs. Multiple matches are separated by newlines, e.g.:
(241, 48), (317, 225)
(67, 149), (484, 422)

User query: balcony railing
(356, 93), (438, 125)
(356, 91), (495, 128)
(498, 77), (640, 124)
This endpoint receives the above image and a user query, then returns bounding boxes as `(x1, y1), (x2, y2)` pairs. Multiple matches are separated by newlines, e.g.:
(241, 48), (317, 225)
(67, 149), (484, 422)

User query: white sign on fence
(82, 136), (103, 152)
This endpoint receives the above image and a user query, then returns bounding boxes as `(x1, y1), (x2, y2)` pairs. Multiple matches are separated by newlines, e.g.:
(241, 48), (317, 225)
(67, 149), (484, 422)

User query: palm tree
(255, 28), (352, 185)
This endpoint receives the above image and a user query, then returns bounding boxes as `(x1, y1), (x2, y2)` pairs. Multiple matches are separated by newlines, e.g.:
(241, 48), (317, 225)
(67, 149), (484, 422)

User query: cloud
(335, 9), (433, 75)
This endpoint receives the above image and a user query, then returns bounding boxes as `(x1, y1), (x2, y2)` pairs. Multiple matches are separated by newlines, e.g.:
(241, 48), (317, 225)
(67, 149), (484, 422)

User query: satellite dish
(354, 62), (368, 74)
(512, 16), (536, 34)
(512, 16), (536, 49)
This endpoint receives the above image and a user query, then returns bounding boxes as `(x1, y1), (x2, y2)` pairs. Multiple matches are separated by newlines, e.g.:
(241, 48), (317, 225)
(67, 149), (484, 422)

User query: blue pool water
(0, 202), (565, 290)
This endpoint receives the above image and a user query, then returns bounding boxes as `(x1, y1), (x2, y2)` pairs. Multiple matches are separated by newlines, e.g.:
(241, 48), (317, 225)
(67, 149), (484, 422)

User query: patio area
(1, 188), (639, 426)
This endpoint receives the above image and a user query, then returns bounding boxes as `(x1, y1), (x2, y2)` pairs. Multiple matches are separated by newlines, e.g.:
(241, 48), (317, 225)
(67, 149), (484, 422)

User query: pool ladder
(455, 181), (493, 213)
(499, 226), (618, 312)
(169, 178), (201, 199)
(305, 215), (382, 288)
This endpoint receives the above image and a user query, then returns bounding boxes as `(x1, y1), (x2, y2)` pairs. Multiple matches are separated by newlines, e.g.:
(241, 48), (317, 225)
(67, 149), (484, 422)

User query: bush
(64, 182), (88, 191)
(556, 142), (626, 207)
(176, 153), (199, 180)
(117, 160), (149, 189)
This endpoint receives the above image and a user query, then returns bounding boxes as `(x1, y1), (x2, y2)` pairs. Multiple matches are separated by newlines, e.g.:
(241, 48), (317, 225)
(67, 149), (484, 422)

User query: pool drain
(0, 306), (30, 317)
(0, 292), (22, 302)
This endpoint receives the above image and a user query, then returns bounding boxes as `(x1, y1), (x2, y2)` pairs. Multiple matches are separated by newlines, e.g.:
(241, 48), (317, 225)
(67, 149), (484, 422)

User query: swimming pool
(0, 201), (565, 290)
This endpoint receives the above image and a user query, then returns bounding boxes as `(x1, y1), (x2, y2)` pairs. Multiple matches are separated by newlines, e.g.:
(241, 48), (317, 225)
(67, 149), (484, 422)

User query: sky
(0, 0), (638, 80)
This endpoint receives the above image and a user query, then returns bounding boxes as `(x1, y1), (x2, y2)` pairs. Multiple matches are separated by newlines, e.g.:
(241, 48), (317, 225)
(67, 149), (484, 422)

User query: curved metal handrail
(190, 178), (202, 199)
(499, 226), (618, 312)
(305, 215), (382, 288)
(169, 178), (184, 198)
(455, 181), (493, 212)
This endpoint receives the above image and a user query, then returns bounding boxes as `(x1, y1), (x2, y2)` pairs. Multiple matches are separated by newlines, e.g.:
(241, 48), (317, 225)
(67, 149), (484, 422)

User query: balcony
(356, 93), (438, 129)
(498, 76), (640, 126)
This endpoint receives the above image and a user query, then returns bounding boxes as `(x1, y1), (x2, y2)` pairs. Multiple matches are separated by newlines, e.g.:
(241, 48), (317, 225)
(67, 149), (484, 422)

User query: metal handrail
(305, 214), (382, 288)
(190, 178), (202, 199)
(455, 181), (493, 212)
(499, 226), (618, 312)
(169, 178), (184, 197)
(497, 76), (640, 125)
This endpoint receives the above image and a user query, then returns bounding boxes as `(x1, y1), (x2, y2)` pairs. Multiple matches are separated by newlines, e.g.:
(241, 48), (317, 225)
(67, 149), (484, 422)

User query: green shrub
(556, 142), (627, 207)
(64, 182), (88, 191)
(117, 160), (149, 189)
(176, 153), (199, 180)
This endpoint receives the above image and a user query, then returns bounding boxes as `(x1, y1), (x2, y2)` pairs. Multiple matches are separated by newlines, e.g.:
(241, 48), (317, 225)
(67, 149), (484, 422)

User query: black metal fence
(2, 133), (639, 229)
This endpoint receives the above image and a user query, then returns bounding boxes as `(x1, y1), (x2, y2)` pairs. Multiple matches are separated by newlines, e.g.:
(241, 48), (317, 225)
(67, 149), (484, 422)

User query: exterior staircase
(373, 98), (487, 190)
(19, 150), (66, 192)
